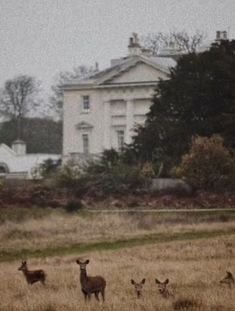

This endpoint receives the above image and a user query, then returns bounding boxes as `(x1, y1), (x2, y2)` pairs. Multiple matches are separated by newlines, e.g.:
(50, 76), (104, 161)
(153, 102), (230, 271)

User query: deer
(155, 278), (173, 298)
(131, 279), (146, 298)
(76, 259), (106, 302)
(18, 261), (46, 285)
(220, 271), (235, 288)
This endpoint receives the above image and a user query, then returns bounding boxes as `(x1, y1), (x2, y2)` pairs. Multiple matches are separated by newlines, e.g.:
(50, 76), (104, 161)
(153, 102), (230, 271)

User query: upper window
(82, 95), (90, 112)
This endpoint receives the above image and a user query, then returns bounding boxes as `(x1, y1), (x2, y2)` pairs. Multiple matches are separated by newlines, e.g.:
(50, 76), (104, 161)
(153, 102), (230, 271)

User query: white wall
(0, 144), (60, 179)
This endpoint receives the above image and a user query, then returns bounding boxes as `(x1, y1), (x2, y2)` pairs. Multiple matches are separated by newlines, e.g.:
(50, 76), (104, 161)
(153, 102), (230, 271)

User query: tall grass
(0, 208), (235, 261)
(0, 235), (234, 310)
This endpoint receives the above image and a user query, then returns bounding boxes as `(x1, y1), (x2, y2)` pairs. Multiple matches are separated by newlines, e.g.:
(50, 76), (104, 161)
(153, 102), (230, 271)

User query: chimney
(216, 30), (228, 42)
(12, 139), (26, 155)
(128, 33), (142, 56)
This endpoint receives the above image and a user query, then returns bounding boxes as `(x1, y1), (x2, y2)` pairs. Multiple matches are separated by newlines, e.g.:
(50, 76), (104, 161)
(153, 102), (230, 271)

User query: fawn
(76, 259), (106, 302)
(155, 278), (173, 298)
(18, 261), (46, 285)
(220, 271), (235, 288)
(131, 279), (146, 298)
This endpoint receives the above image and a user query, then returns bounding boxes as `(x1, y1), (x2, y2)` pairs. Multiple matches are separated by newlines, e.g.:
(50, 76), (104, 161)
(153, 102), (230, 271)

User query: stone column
(103, 101), (111, 150)
(126, 99), (134, 144)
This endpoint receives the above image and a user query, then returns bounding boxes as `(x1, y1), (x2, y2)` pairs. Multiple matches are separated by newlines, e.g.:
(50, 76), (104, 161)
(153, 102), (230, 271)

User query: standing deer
(220, 271), (235, 288)
(155, 278), (173, 298)
(76, 259), (106, 302)
(18, 261), (46, 285)
(131, 279), (146, 298)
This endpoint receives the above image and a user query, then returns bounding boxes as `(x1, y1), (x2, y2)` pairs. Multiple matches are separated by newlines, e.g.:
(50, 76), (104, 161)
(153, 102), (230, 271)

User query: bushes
(51, 151), (149, 197)
(65, 199), (83, 213)
(173, 135), (235, 191)
(81, 158), (147, 196)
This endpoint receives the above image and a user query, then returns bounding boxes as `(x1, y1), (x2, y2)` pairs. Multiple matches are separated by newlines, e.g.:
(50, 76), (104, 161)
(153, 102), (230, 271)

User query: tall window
(117, 130), (125, 152)
(82, 95), (90, 112)
(82, 133), (89, 154)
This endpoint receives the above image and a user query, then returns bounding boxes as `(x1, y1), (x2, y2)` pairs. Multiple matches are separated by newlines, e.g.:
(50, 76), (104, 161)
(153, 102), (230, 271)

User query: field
(0, 207), (235, 310)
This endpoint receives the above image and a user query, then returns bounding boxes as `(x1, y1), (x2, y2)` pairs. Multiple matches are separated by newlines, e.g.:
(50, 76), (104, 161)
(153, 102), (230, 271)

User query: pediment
(76, 121), (93, 130)
(101, 61), (168, 85)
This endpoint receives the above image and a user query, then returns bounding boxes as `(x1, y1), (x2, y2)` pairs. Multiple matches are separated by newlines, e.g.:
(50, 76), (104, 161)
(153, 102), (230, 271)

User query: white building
(0, 140), (60, 179)
(63, 33), (176, 160)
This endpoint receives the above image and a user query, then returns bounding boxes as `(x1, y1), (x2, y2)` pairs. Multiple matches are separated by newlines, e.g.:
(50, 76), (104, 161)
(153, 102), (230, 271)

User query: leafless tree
(50, 65), (98, 119)
(142, 30), (206, 56)
(0, 75), (42, 136)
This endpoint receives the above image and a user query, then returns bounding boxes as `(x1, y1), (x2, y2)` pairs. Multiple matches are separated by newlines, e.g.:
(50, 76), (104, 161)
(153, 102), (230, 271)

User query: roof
(63, 55), (176, 90)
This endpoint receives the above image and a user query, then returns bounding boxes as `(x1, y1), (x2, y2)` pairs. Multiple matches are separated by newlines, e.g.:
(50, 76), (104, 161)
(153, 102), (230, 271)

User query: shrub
(173, 135), (235, 191)
(65, 199), (83, 213)
(55, 159), (84, 191)
(82, 160), (146, 196)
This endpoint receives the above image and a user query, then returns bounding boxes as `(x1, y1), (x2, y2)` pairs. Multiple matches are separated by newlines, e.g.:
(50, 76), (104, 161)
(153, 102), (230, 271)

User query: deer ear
(76, 259), (80, 264)
(85, 260), (90, 264)
(141, 278), (146, 284)
(165, 279), (169, 284)
(155, 279), (160, 284)
(131, 279), (135, 285)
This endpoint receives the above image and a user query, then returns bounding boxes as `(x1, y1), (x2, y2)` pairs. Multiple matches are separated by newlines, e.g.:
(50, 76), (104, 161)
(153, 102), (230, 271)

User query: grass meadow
(0, 207), (234, 310)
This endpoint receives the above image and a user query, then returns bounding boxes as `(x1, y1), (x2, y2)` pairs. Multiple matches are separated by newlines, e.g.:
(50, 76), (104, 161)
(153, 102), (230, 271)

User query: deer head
(155, 278), (170, 297)
(76, 259), (90, 271)
(220, 271), (235, 288)
(18, 261), (27, 271)
(131, 279), (146, 298)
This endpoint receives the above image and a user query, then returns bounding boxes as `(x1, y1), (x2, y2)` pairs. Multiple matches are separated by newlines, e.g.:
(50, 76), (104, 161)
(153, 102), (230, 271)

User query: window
(82, 95), (90, 112)
(82, 133), (89, 154)
(117, 130), (125, 152)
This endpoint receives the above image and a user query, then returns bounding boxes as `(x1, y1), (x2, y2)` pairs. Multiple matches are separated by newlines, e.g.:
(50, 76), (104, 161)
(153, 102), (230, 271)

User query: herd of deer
(18, 259), (235, 302)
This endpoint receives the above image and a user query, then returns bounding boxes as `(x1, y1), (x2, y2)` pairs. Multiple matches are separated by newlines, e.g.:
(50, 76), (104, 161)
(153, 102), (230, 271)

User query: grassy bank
(0, 226), (235, 263)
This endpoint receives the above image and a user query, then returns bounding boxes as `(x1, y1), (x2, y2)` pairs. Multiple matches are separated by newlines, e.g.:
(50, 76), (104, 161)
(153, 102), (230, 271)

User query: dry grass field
(0, 208), (235, 310)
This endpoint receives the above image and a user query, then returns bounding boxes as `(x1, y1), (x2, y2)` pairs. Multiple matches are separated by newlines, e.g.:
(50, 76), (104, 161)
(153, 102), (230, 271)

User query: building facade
(63, 34), (176, 160)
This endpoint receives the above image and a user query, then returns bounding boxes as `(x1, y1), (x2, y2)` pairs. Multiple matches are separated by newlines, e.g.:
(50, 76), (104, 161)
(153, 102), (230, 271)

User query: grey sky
(1, 0), (235, 95)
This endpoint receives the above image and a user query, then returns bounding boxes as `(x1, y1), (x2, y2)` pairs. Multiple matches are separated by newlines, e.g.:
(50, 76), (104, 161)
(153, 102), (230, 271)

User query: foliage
(142, 29), (205, 55)
(173, 135), (235, 191)
(130, 40), (235, 174)
(0, 118), (62, 153)
(0, 75), (43, 136)
(65, 199), (83, 213)
(53, 151), (148, 196)
(55, 159), (85, 193)
(81, 157), (146, 196)
(38, 158), (61, 178)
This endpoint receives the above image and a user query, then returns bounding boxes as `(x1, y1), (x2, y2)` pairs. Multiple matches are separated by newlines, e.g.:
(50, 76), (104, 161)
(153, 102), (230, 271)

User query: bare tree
(50, 64), (98, 119)
(0, 75), (42, 137)
(168, 30), (206, 53)
(141, 32), (166, 56)
(142, 30), (206, 56)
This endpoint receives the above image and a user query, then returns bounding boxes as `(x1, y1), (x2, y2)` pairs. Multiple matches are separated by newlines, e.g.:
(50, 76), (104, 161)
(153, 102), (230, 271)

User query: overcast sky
(1, 0), (235, 95)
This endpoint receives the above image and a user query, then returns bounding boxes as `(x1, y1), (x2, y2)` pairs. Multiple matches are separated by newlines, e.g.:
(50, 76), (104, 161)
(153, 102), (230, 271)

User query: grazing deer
(18, 261), (46, 285)
(220, 271), (235, 288)
(131, 279), (146, 298)
(155, 278), (173, 298)
(76, 259), (106, 302)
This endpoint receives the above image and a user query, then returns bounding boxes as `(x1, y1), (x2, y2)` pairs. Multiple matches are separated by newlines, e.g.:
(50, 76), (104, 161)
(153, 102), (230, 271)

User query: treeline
(0, 118), (62, 154)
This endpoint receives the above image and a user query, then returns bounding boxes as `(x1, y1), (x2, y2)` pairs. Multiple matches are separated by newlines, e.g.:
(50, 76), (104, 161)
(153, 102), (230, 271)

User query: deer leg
(94, 292), (100, 301)
(82, 289), (88, 301)
(101, 289), (105, 302)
